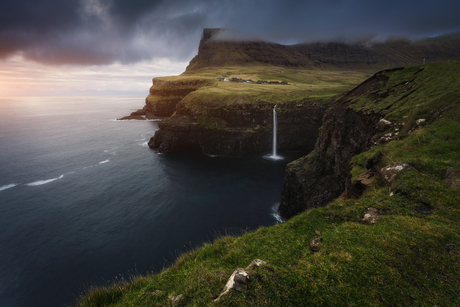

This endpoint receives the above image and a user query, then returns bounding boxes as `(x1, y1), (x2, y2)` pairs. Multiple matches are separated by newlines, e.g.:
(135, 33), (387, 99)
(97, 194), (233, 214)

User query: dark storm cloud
(1, 0), (460, 65)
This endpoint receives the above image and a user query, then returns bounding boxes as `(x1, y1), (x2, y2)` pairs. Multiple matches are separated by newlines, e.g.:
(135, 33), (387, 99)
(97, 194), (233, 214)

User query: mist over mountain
(187, 28), (460, 71)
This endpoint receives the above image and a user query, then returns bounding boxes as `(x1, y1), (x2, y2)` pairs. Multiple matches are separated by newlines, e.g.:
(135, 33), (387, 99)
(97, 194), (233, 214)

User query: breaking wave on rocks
(271, 203), (286, 223)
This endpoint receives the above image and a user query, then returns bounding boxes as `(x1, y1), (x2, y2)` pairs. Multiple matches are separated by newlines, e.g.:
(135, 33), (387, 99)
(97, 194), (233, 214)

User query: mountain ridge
(186, 28), (460, 71)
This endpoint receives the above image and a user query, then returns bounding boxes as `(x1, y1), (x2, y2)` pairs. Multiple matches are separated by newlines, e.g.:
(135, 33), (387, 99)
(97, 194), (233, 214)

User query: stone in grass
(361, 207), (380, 225)
(415, 118), (426, 126)
(151, 290), (162, 295)
(380, 162), (411, 186)
(310, 237), (323, 252)
(443, 167), (460, 190)
(214, 259), (268, 302)
(376, 118), (392, 131)
(170, 294), (183, 306)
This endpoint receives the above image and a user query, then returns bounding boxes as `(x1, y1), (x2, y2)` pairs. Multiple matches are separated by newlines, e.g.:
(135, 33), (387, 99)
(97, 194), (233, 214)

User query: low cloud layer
(1, 0), (460, 66)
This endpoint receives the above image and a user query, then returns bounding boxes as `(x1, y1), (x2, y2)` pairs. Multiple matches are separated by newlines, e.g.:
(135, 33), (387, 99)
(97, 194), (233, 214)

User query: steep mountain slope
(187, 28), (460, 71)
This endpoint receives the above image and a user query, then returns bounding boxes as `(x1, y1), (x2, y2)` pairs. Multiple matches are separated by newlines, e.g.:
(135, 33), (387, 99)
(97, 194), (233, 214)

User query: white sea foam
(140, 141), (149, 147)
(99, 159), (110, 164)
(104, 148), (118, 156)
(0, 183), (18, 192)
(26, 174), (65, 186)
(271, 203), (286, 223)
(263, 154), (284, 161)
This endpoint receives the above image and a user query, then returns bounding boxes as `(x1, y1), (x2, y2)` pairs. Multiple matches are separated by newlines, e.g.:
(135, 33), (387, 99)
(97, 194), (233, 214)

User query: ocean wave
(103, 148), (118, 156)
(0, 183), (18, 192)
(140, 142), (149, 147)
(26, 174), (65, 186)
(99, 159), (110, 164)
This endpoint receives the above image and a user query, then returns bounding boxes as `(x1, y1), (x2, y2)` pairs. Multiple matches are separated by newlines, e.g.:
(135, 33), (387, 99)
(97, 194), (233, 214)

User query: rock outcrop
(380, 162), (412, 187)
(117, 106), (156, 120)
(214, 259), (268, 302)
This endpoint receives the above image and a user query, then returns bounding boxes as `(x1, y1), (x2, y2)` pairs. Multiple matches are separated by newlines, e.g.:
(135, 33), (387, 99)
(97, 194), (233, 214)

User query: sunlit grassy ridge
(76, 62), (460, 306)
(148, 65), (370, 112)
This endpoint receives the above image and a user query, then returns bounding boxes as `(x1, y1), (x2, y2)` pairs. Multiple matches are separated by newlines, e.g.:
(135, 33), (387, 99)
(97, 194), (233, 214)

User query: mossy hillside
(349, 61), (460, 126)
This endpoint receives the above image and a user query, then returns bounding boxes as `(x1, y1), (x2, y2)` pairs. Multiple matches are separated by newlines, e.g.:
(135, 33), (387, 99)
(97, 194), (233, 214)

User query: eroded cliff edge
(279, 73), (385, 218)
(279, 61), (460, 218)
(149, 99), (325, 157)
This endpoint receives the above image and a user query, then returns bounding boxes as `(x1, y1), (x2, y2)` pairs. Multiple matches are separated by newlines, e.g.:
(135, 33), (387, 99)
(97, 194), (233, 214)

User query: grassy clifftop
(146, 65), (369, 113)
(76, 62), (460, 306)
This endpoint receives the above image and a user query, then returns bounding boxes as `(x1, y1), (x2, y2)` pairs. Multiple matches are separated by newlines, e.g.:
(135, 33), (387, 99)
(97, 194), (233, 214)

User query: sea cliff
(149, 98), (325, 157)
(77, 60), (460, 307)
(279, 61), (460, 218)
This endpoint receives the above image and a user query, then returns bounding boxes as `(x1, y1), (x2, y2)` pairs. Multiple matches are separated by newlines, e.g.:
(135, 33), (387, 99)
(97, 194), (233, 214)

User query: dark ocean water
(0, 96), (304, 307)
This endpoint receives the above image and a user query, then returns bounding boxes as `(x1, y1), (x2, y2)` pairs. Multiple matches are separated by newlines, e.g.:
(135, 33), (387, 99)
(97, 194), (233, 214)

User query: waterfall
(264, 104), (283, 161)
(272, 105), (278, 157)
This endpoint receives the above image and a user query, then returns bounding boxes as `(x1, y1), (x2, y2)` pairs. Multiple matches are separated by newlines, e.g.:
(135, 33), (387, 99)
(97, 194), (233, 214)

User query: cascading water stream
(272, 104), (278, 156)
(264, 104), (283, 161)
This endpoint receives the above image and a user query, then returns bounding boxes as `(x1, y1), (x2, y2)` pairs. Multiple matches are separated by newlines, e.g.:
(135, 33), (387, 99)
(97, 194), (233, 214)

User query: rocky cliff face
(278, 72), (387, 218)
(150, 100), (326, 157)
(145, 79), (207, 117)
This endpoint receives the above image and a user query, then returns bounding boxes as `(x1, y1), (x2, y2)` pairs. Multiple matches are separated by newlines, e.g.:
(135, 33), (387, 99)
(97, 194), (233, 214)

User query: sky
(1, 0), (460, 96)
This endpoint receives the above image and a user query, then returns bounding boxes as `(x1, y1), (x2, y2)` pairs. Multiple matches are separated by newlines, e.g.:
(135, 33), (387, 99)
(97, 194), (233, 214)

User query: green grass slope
(76, 62), (460, 306)
(147, 65), (369, 113)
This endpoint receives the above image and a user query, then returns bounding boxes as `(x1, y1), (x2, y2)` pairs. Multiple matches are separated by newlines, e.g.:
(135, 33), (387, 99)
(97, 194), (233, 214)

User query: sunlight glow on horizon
(0, 54), (189, 97)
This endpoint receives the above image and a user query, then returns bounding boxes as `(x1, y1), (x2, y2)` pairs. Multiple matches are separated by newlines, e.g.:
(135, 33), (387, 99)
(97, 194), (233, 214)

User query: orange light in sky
(0, 54), (188, 97)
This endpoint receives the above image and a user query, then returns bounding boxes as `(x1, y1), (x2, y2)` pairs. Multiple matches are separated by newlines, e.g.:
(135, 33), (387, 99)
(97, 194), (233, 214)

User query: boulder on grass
(376, 118), (392, 131)
(214, 259), (268, 302)
(361, 207), (380, 225)
(380, 162), (410, 186)
(310, 237), (323, 252)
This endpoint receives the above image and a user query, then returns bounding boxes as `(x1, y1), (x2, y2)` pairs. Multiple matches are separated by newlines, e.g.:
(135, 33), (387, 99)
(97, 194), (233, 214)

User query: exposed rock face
(150, 101), (325, 157)
(279, 72), (386, 218)
(145, 79), (207, 117)
(356, 169), (377, 187)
